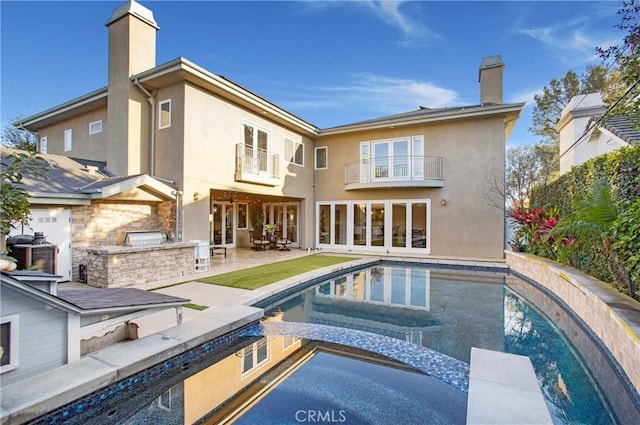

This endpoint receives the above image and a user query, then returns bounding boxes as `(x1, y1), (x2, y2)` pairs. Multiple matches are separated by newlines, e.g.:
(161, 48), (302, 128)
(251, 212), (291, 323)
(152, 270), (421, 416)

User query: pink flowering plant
(509, 207), (566, 258)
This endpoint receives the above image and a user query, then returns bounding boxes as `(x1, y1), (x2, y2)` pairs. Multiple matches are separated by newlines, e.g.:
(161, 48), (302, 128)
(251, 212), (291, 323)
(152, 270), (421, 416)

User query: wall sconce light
(193, 192), (200, 201)
(440, 198), (447, 206)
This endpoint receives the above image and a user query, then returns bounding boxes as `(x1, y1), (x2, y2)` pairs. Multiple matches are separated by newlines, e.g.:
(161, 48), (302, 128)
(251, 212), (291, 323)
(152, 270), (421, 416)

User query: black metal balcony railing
(345, 156), (443, 186)
(235, 144), (279, 183)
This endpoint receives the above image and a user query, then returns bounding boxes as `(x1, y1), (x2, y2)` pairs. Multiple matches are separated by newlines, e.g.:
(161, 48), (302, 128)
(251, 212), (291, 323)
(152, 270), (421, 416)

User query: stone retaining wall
(86, 242), (196, 288)
(506, 251), (640, 394)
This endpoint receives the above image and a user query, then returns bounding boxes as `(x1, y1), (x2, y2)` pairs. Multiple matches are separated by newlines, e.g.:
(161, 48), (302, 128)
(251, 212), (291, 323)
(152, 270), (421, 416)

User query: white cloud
(511, 88), (542, 105)
(297, 0), (439, 45)
(515, 7), (619, 66)
(280, 73), (458, 118)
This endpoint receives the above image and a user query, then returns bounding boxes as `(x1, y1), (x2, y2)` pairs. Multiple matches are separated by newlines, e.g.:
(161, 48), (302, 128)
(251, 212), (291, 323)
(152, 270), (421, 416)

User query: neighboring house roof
(1, 272), (189, 315)
(0, 147), (177, 204)
(602, 115), (640, 145)
(58, 288), (188, 313)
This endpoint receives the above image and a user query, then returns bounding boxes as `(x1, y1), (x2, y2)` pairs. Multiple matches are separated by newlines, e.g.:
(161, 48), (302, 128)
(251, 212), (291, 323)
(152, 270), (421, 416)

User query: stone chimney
(105, 0), (158, 175)
(479, 55), (504, 105)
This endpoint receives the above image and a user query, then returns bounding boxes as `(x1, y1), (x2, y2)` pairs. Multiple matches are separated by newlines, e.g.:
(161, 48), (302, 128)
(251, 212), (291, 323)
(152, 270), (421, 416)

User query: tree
(505, 145), (551, 209)
(0, 151), (49, 253)
(597, 0), (640, 120)
(1, 116), (38, 151)
(482, 144), (552, 212)
(530, 66), (610, 149)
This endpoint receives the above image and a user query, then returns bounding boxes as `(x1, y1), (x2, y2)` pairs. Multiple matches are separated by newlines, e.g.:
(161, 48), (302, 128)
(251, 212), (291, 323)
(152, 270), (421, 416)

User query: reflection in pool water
(261, 265), (636, 424)
(33, 263), (640, 424)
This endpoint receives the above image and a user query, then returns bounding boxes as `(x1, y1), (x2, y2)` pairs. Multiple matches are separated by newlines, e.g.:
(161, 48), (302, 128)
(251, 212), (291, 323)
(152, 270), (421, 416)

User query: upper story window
(315, 146), (328, 170)
(285, 138), (304, 166)
(243, 122), (269, 152)
(240, 337), (269, 377)
(1, 315), (19, 374)
(64, 129), (72, 152)
(159, 99), (171, 129)
(40, 136), (48, 154)
(89, 120), (102, 134)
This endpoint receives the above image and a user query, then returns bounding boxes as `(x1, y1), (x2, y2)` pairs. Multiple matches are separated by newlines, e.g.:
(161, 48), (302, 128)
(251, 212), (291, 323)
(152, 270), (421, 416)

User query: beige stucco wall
(106, 14), (156, 176)
(36, 108), (108, 160)
(315, 116), (506, 259)
(155, 82), (316, 245)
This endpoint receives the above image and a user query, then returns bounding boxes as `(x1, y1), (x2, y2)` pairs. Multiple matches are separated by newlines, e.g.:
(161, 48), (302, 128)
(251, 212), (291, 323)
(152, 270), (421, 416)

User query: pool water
(260, 265), (625, 424)
(227, 350), (466, 425)
(32, 263), (640, 424)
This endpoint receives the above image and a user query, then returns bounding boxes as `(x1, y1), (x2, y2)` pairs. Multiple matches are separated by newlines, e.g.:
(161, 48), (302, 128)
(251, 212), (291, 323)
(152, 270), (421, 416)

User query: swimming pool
(257, 264), (638, 425)
(30, 262), (640, 424)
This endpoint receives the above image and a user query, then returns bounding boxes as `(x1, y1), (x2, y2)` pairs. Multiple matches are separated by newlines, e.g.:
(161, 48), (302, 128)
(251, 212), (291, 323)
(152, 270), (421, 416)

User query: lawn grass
(195, 254), (357, 290)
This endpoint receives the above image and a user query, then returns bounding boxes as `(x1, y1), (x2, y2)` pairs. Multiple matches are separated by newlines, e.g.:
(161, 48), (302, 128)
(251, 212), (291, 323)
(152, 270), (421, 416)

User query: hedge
(529, 144), (640, 292)
(531, 144), (640, 215)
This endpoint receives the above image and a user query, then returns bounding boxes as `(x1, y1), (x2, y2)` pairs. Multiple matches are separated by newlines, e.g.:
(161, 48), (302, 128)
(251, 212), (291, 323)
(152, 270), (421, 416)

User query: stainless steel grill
(124, 231), (164, 246)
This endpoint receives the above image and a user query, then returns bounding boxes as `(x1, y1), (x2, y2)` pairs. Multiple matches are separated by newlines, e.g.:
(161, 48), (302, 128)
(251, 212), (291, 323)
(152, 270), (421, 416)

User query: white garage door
(9, 208), (72, 282)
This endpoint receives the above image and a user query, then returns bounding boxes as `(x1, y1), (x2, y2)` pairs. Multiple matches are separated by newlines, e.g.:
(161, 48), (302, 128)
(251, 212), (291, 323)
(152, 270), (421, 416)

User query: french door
(317, 200), (430, 252)
(264, 202), (299, 246)
(211, 203), (235, 247)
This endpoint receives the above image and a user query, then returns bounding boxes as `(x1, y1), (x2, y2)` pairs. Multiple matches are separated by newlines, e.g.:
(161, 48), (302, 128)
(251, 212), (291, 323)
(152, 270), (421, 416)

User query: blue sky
(0, 1), (623, 147)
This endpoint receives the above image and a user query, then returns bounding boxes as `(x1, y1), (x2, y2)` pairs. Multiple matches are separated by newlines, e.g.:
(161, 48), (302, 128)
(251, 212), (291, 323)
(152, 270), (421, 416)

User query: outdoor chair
(274, 231), (291, 251)
(249, 230), (269, 250)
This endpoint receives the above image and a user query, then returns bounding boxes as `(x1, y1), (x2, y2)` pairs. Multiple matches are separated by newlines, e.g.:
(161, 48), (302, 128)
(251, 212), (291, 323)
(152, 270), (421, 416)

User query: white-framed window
(359, 135), (424, 180)
(159, 99), (171, 129)
(315, 146), (328, 170)
(1, 315), (19, 374)
(89, 120), (102, 134)
(282, 335), (300, 350)
(240, 337), (269, 377)
(285, 138), (304, 166)
(243, 122), (271, 173)
(39, 136), (48, 153)
(157, 388), (171, 412)
(237, 203), (248, 230)
(64, 129), (72, 152)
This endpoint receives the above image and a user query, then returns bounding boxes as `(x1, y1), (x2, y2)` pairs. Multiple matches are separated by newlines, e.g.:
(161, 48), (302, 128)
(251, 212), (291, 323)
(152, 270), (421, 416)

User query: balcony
(345, 156), (443, 190)
(235, 144), (280, 186)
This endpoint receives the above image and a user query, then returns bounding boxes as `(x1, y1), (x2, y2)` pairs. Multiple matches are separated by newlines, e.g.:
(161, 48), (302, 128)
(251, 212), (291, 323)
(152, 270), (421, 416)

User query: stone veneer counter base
(86, 242), (197, 288)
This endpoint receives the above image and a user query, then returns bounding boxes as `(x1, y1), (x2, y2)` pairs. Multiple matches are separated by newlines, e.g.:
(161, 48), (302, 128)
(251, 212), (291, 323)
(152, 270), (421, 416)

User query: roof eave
(15, 88), (109, 132)
(81, 175), (176, 200)
(318, 103), (526, 136)
(134, 58), (320, 137)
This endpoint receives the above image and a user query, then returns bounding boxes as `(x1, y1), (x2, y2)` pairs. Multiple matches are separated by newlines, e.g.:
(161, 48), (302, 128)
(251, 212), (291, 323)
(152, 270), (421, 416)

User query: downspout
(133, 78), (157, 176)
(173, 190), (183, 242)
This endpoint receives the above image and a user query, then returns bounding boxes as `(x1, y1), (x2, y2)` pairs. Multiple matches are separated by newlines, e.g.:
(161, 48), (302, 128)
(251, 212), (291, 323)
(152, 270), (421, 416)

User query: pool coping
(4, 254), (625, 425)
(0, 305), (263, 425)
(506, 251), (640, 399)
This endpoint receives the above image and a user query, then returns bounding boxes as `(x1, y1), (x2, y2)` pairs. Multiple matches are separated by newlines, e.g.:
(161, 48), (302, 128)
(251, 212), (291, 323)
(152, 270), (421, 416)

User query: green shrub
(613, 199), (640, 296)
(530, 145), (639, 297)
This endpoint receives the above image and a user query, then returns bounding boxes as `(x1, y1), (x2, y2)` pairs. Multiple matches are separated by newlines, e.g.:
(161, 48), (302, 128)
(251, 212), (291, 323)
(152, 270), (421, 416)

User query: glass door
(211, 203), (235, 247)
(286, 205), (298, 245)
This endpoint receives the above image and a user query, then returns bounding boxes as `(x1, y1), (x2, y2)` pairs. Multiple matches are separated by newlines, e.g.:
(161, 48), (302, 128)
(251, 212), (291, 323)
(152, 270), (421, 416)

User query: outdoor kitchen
(84, 231), (199, 288)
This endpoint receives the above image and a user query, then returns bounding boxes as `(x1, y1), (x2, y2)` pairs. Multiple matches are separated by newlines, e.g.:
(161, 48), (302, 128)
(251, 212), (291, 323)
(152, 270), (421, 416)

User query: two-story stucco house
(557, 92), (640, 175)
(15, 0), (524, 265)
